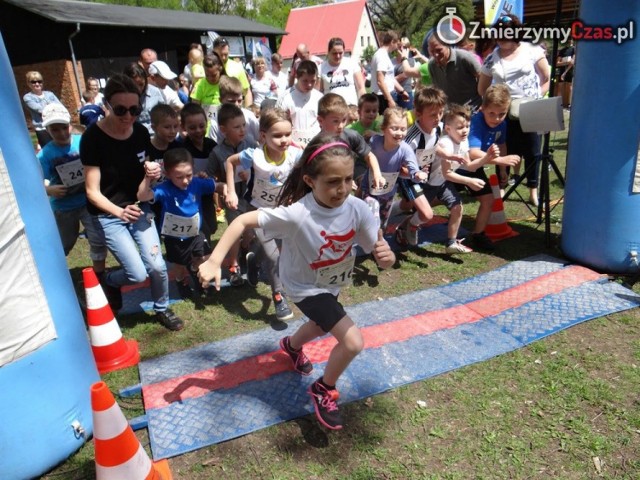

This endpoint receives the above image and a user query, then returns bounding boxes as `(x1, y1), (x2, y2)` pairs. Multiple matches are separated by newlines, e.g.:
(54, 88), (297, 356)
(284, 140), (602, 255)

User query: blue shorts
(397, 178), (425, 202)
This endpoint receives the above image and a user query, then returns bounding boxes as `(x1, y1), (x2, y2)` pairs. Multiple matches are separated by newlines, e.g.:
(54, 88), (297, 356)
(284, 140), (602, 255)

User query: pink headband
(307, 141), (350, 164)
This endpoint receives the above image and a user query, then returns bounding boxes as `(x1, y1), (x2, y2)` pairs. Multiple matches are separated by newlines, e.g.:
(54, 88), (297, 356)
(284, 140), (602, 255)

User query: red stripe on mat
(142, 265), (601, 410)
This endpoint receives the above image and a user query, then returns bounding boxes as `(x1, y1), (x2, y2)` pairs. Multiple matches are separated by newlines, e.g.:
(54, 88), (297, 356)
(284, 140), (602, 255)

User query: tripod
(502, 131), (565, 247)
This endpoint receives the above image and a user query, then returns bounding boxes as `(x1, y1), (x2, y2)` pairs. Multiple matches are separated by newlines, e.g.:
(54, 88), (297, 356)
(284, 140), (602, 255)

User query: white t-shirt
(271, 70), (289, 99)
(403, 122), (441, 178)
(432, 135), (469, 186)
(480, 43), (545, 99)
(258, 193), (378, 302)
(250, 71), (276, 107)
(161, 85), (184, 110)
(320, 57), (360, 106)
(239, 145), (303, 208)
(276, 87), (323, 147)
(370, 47), (395, 96)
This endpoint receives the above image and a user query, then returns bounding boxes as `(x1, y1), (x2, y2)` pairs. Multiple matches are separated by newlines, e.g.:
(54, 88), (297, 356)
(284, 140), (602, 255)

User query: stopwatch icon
(436, 7), (466, 45)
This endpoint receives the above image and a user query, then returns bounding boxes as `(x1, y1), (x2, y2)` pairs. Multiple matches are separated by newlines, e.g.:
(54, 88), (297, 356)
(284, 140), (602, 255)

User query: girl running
(199, 134), (395, 430)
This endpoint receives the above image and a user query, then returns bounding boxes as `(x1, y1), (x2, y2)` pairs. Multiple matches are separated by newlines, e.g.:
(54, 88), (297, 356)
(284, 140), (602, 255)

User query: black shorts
(295, 293), (347, 333)
(453, 168), (493, 197)
(163, 232), (211, 266)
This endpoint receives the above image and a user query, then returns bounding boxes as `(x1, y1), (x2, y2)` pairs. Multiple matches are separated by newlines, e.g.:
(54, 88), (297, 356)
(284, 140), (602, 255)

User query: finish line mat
(138, 255), (640, 460)
(120, 215), (458, 315)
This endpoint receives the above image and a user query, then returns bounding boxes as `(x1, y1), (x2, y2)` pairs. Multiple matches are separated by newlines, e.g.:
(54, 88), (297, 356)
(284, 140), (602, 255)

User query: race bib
(292, 129), (317, 149)
(315, 254), (356, 288)
(55, 159), (84, 187)
(253, 177), (282, 207)
(203, 104), (220, 122)
(416, 147), (436, 170)
(369, 170), (399, 196)
(161, 212), (199, 238)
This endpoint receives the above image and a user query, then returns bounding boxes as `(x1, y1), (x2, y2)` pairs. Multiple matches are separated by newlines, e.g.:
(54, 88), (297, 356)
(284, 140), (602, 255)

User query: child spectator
(137, 148), (226, 299)
(224, 109), (303, 321)
(176, 103), (218, 243)
(276, 60), (323, 148)
(177, 74), (190, 105)
(395, 86), (447, 246)
(359, 107), (427, 230)
(208, 76), (259, 146)
(38, 103), (107, 271)
(430, 104), (498, 253)
(317, 93), (384, 190)
(188, 47), (205, 89)
(465, 84), (521, 251)
(79, 90), (105, 128)
(347, 93), (382, 142)
(198, 135), (395, 430)
(147, 104), (181, 166)
(206, 103), (253, 286)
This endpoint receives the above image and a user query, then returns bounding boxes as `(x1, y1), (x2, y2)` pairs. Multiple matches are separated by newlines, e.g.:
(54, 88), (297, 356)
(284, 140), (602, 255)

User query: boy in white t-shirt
(276, 60), (323, 148)
(431, 104), (498, 254)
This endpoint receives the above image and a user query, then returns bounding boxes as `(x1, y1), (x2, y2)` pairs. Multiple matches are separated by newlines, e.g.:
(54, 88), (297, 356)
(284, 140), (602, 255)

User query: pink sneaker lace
(319, 388), (340, 411)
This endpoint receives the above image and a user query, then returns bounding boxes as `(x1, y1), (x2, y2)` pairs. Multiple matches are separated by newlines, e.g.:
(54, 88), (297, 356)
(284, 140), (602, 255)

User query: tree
(369, 0), (474, 49)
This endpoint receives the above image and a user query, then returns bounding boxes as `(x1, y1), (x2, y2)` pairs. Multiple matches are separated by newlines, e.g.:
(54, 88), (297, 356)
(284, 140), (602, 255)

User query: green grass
(41, 118), (640, 479)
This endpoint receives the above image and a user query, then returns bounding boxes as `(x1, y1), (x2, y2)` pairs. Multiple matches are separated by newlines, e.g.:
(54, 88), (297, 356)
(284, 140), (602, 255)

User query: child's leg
(253, 227), (284, 295)
(411, 194), (434, 225)
(447, 203), (463, 240)
(323, 315), (364, 386)
(473, 193), (493, 234)
(289, 320), (325, 350)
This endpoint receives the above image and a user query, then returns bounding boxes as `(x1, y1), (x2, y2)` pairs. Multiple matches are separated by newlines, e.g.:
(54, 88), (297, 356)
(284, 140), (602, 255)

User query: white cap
(42, 103), (71, 127)
(148, 60), (177, 80)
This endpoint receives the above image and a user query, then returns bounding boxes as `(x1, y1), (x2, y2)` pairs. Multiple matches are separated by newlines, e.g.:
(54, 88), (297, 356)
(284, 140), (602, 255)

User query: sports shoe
(97, 271), (122, 313)
(308, 380), (343, 430)
(156, 308), (184, 331)
(279, 336), (313, 375)
(470, 232), (495, 252)
(216, 208), (226, 223)
(245, 251), (259, 287)
(273, 291), (294, 321)
(175, 279), (193, 299)
(229, 265), (244, 287)
(404, 223), (420, 246)
(445, 240), (473, 255)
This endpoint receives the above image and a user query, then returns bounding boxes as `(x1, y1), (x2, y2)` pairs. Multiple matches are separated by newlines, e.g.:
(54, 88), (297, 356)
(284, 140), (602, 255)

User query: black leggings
(506, 117), (541, 188)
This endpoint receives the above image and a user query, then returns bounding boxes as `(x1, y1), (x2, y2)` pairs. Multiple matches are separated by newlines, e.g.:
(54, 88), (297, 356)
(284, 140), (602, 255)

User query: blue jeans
(94, 207), (168, 312)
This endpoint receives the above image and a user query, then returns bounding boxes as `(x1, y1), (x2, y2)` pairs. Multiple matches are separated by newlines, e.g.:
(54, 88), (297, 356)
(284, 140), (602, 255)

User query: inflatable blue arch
(0, 33), (99, 479)
(560, 0), (640, 272)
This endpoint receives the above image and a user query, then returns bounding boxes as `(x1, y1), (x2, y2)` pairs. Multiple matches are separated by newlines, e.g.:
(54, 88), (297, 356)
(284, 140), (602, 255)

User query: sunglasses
(30, 80), (43, 84)
(108, 102), (143, 117)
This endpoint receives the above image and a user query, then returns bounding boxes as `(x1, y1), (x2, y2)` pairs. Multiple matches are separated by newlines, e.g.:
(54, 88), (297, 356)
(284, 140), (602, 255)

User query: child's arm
(136, 174), (154, 202)
(435, 143), (468, 166)
(225, 153), (242, 209)
(198, 210), (260, 289)
(373, 229), (395, 269)
(443, 159), (486, 191)
(365, 152), (385, 189)
(461, 144), (500, 172)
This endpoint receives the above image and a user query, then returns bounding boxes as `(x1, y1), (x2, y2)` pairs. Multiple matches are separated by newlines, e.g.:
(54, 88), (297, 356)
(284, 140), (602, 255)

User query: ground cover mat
(136, 254), (640, 460)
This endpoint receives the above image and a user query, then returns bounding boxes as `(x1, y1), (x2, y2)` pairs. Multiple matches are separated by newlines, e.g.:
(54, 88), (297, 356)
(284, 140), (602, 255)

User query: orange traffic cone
(92, 381), (172, 480)
(83, 268), (139, 374)
(485, 174), (519, 242)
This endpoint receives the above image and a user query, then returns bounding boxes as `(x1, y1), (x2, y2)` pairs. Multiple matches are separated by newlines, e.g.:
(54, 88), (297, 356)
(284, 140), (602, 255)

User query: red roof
(279, 0), (371, 59)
